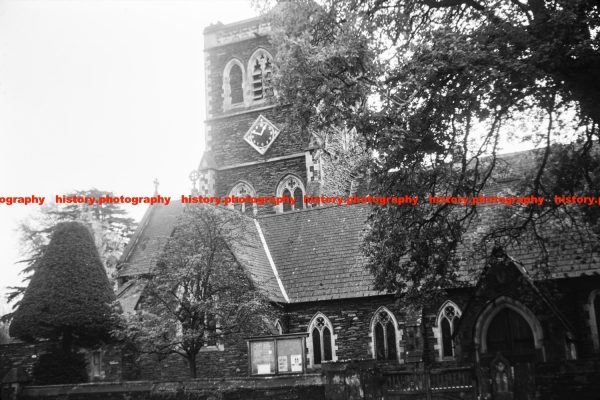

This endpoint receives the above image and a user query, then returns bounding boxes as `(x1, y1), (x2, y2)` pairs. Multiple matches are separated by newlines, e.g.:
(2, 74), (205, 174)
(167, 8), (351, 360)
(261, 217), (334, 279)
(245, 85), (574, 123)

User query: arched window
(588, 289), (600, 352)
(275, 319), (283, 335)
(228, 181), (257, 216)
(247, 49), (274, 103)
(276, 175), (305, 213)
(307, 313), (336, 367)
(371, 307), (399, 361)
(435, 301), (462, 360)
(229, 64), (244, 104)
(223, 59), (246, 110)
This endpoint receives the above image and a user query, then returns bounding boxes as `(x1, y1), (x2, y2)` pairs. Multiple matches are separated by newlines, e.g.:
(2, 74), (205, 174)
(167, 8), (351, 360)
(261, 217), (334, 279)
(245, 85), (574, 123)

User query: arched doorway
(487, 308), (535, 356)
(475, 298), (543, 400)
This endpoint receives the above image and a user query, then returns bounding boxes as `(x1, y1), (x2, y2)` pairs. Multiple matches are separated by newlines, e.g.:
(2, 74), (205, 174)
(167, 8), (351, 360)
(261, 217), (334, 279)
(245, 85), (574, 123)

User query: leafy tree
(9, 222), (116, 352)
(4, 189), (136, 318)
(264, 0), (600, 305)
(117, 205), (274, 378)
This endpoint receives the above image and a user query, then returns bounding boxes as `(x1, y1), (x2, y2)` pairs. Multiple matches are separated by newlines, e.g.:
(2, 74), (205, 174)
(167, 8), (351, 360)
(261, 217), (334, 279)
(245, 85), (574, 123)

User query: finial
(153, 178), (160, 196)
(189, 170), (200, 195)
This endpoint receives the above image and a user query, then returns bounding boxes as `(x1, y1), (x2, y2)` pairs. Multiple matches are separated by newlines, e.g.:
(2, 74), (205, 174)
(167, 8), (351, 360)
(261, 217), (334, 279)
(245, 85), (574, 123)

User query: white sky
(0, 0), (257, 311)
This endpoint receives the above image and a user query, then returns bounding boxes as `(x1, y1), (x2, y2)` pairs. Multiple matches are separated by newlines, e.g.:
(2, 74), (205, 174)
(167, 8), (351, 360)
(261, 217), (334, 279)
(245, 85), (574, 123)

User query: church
(2, 13), (600, 400)
(111, 15), (600, 400)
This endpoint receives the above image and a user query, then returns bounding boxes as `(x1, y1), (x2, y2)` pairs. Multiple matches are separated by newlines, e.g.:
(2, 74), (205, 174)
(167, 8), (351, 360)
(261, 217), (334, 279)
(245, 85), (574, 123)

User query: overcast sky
(0, 0), (257, 311)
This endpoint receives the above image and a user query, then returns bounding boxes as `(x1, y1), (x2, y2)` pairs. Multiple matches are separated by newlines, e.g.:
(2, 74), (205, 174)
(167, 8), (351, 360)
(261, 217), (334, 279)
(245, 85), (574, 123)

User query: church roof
(116, 201), (377, 304)
(117, 202), (184, 278)
(116, 201), (288, 303)
(117, 150), (600, 307)
(258, 204), (380, 302)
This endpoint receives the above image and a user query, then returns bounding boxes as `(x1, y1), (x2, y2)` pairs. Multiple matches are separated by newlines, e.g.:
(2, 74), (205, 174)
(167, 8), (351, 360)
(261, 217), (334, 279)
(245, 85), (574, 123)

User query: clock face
(244, 115), (281, 155)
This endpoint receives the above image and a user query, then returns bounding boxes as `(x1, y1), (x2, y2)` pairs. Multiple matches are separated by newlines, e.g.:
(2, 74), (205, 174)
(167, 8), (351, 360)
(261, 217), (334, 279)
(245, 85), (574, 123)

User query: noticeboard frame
(246, 333), (309, 376)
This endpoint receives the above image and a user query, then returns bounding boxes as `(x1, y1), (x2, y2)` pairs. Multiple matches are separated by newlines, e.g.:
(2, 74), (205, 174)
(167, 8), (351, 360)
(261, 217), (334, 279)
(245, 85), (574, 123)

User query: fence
(383, 366), (476, 400)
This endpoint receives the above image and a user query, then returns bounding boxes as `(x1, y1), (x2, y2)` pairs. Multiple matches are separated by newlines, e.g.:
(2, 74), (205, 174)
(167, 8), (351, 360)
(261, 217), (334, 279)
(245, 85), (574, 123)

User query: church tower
(193, 16), (368, 215)
(192, 17), (318, 215)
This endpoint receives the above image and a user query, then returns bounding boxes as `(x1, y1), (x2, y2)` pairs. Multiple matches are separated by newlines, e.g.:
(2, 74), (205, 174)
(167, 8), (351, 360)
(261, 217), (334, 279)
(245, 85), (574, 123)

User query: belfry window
(276, 175), (305, 213)
(223, 59), (246, 110)
(228, 181), (257, 216)
(229, 64), (244, 104)
(371, 307), (398, 361)
(308, 313), (336, 367)
(248, 49), (274, 102)
(436, 301), (461, 359)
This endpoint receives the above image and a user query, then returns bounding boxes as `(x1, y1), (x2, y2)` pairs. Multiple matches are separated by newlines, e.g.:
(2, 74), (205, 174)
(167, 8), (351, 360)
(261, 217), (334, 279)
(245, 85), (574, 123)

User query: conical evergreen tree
(9, 221), (115, 351)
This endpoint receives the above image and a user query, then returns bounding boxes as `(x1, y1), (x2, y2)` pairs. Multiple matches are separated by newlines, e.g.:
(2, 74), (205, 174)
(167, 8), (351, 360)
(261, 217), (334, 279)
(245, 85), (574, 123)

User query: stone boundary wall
(536, 359), (600, 400)
(17, 375), (325, 400)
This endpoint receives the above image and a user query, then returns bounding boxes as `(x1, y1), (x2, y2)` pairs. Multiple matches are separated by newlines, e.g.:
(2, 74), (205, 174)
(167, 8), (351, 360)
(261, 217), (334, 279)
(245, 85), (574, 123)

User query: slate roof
(458, 201), (600, 282)
(118, 202), (184, 278)
(228, 215), (287, 303)
(116, 202), (286, 303)
(258, 204), (379, 303)
(117, 149), (600, 307)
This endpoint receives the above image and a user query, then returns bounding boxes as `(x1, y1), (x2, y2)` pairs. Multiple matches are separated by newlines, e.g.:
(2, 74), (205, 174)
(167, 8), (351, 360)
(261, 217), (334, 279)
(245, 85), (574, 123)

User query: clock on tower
(244, 115), (281, 155)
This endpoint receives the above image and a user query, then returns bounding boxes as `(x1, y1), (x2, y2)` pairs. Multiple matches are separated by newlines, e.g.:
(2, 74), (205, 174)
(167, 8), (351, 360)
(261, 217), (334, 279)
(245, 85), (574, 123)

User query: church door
(486, 308), (536, 400)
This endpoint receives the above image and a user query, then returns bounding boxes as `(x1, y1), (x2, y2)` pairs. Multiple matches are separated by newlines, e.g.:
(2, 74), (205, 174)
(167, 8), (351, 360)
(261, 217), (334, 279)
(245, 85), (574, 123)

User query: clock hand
(257, 125), (268, 139)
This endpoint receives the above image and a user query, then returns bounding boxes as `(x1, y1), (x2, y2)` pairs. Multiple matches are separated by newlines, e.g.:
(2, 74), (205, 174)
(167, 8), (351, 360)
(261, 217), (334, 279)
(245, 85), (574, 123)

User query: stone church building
(3, 14), (600, 400)
(112, 16), (600, 399)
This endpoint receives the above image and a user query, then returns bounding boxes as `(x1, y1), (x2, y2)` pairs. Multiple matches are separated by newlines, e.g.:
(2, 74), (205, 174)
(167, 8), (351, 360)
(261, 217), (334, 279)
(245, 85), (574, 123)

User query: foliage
(32, 348), (88, 385)
(3, 188), (136, 320)
(9, 222), (116, 349)
(116, 204), (274, 378)
(265, 0), (600, 303)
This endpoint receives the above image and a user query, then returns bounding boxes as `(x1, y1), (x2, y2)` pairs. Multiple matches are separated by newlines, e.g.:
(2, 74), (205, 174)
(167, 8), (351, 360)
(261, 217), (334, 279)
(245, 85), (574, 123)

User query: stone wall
(536, 359), (600, 400)
(0, 342), (130, 384)
(0, 342), (53, 382)
(135, 331), (251, 381)
(216, 156), (307, 214)
(283, 295), (424, 365)
(17, 375), (325, 400)
(207, 107), (306, 168)
(454, 264), (600, 364)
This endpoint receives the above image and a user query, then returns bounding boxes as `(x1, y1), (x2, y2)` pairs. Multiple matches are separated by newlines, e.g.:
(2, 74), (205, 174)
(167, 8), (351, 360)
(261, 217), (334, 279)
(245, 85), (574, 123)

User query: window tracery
(276, 175), (305, 213)
(371, 307), (399, 361)
(228, 181), (257, 216)
(247, 49), (274, 103)
(435, 301), (462, 359)
(307, 313), (336, 367)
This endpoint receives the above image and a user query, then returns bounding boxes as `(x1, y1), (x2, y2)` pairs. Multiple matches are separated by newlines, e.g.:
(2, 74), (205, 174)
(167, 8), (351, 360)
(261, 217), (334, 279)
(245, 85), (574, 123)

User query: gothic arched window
(371, 307), (399, 361)
(228, 181), (257, 216)
(223, 59), (246, 110)
(247, 49), (274, 103)
(308, 313), (336, 367)
(276, 175), (305, 213)
(436, 301), (462, 359)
